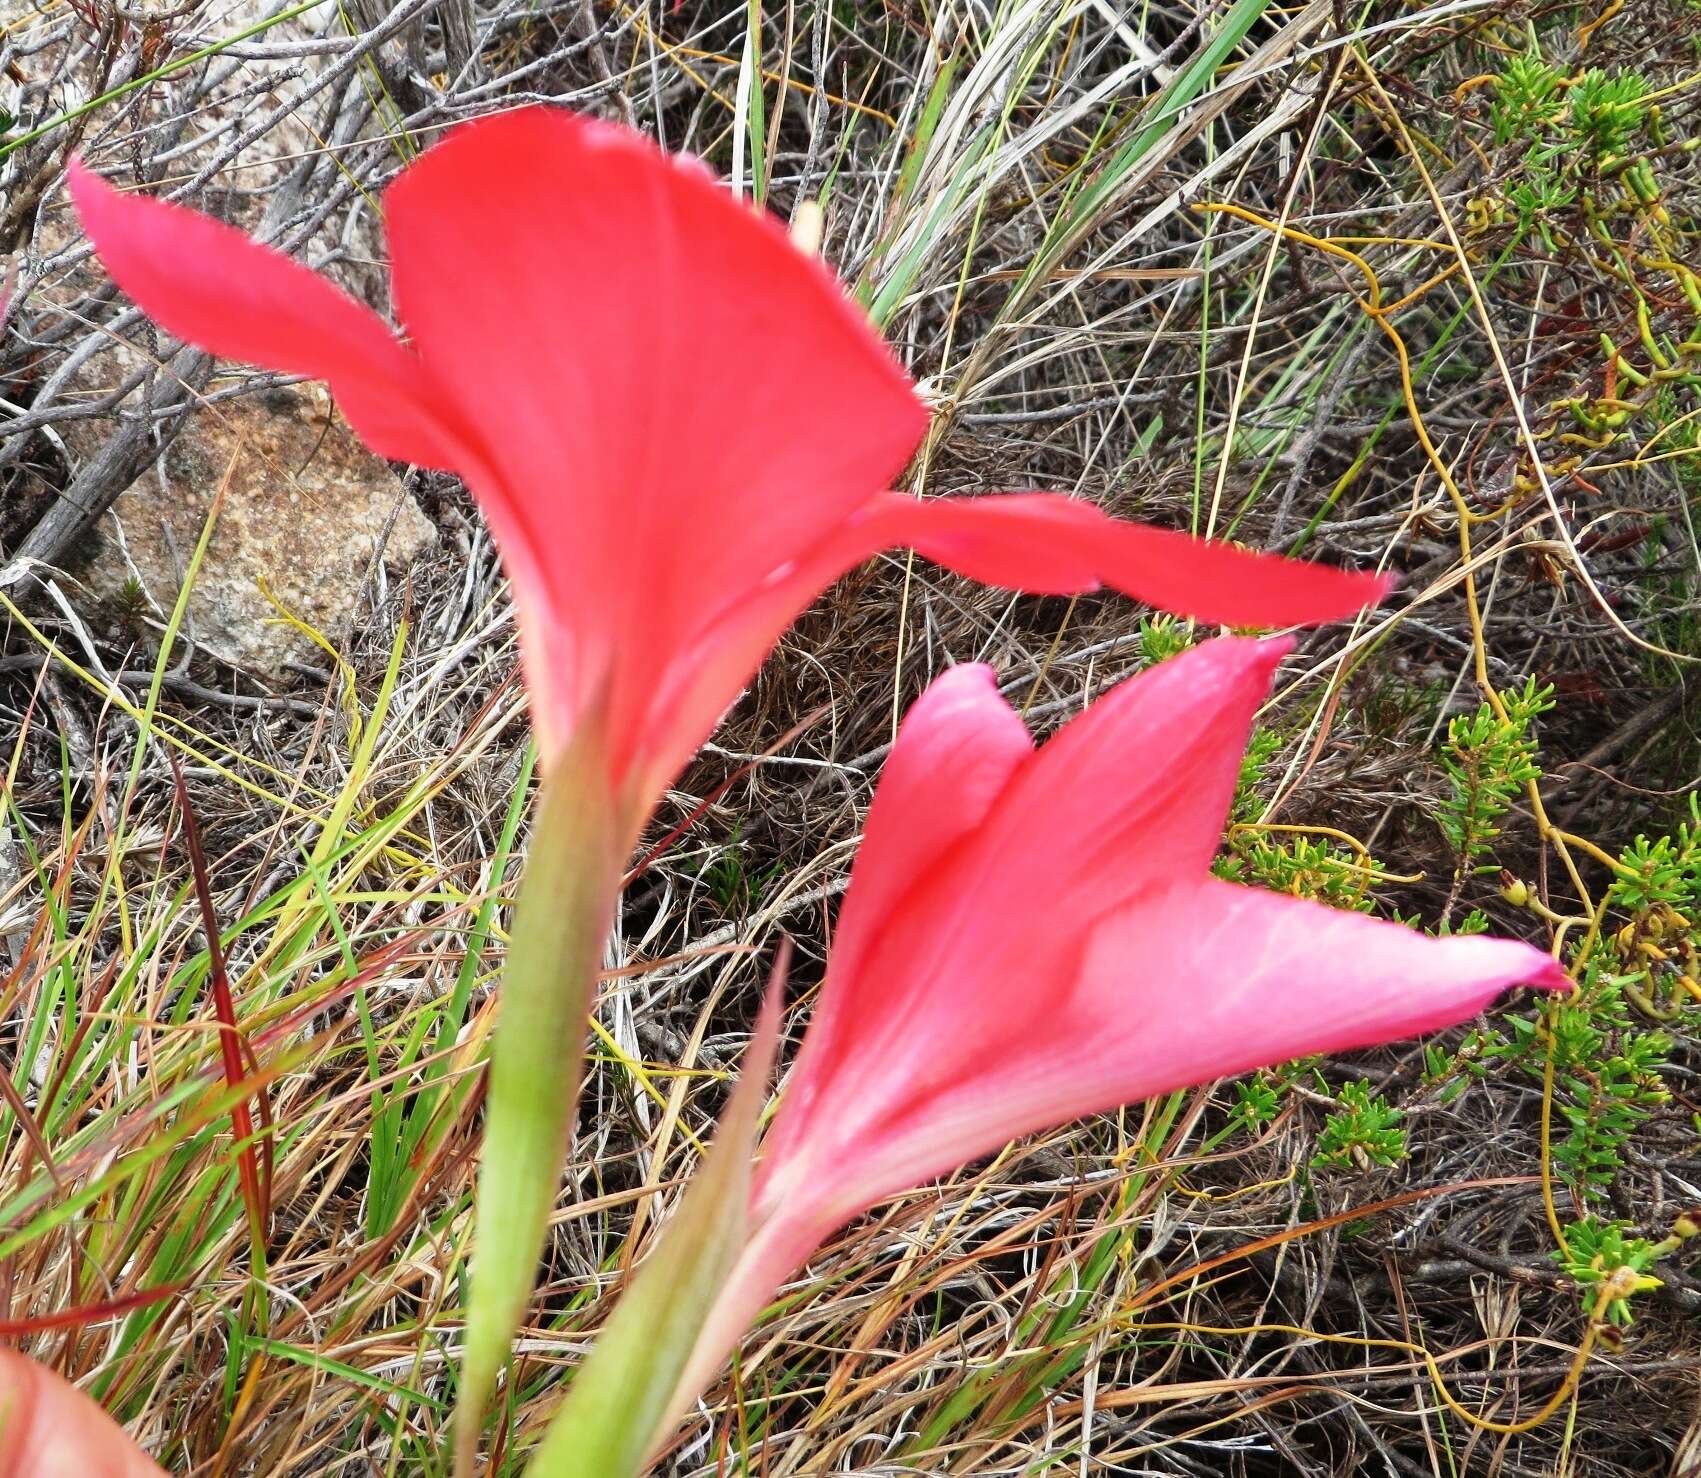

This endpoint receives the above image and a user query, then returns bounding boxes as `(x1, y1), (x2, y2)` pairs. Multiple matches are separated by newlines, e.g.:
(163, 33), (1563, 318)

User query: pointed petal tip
(1518, 951), (1573, 994)
(1460, 935), (1569, 999)
(64, 150), (463, 470)
(1173, 632), (1293, 691)
(1363, 567), (1399, 611)
(1287, 561), (1393, 623)
(934, 660), (1004, 699)
(65, 154), (115, 225)
(1253, 633), (1297, 667)
(1262, 558), (1393, 625)
(895, 661), (1025, 746)
(1419, 935), (1572, 1026)
(871, 493), (1396, 630)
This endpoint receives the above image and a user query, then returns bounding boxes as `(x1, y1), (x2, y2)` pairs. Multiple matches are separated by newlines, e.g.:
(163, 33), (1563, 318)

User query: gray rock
(9, 0), (441, 685)
(75, 382), (437, 680)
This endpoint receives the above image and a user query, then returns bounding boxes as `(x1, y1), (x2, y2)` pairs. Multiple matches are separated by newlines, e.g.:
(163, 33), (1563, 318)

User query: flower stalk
(453, 711), (628, 1473)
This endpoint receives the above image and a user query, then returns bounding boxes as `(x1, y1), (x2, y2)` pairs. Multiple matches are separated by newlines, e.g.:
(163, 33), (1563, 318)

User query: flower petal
(1075, 877), (1571, 1090)
(633, 500), (1319, 813)
(860, 878), (1568, 1206)
(855, 492), (1392, 628)
(0, 1351), (165, 1477)
(828, 664), (1031, 987)
(66, 161), (462, 469)
(974, 635), (1290, 919)
(754, 638), (1288, 1222)
(758, 665), (1031, 1190)
(381, 107), (928, 754)
(635, 475), (1386, 800)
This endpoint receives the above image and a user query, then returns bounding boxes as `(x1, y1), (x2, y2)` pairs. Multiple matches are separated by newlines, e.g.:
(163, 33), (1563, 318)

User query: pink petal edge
(65, 159), (462, 469)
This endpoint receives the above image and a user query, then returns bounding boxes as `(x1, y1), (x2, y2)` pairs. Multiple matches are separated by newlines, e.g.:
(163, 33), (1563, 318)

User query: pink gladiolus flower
(675, 638), (1569, 1408)
(0, 1351), (165, 1477)
(68, 107), (1390, 827)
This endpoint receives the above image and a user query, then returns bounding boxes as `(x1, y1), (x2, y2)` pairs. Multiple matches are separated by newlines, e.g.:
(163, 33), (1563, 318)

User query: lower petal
(826, 879), (1567, 1226)
(1080, 878), (1571, 1082)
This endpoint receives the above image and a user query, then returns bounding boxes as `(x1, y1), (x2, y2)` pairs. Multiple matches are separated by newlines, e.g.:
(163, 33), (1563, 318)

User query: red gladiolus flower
(68, 107), (1389, 828)
(0, 1351), (165, 1477)
(673, 639), (1569, 1408)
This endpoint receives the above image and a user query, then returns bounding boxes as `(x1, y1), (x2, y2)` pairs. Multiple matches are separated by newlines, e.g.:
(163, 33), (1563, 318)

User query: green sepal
(522, 949), (787, 1478)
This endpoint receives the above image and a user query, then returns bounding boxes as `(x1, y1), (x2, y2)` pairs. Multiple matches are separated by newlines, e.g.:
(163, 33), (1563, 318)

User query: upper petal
(758, 665), (1032, 1189)
(67, 161), (463, 469)
(629, 510), (1301, 826)
(828, 664), (1032, 987)
(381, 107), (928, 754)
(855, 492), (1392, 628)
(973, 635), (1291, 920)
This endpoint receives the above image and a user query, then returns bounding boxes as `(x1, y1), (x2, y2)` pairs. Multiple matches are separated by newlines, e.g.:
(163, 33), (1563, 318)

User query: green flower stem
(452, 722), (627, 1476)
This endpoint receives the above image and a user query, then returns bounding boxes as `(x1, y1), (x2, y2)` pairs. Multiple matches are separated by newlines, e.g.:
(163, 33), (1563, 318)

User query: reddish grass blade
(0, 1282), (186, 1336)
(624, 706), (828, 887)
(0, 1054), (62, 1189)
(169, 754), (269, 1245)
(238, 1038), (275, 1218)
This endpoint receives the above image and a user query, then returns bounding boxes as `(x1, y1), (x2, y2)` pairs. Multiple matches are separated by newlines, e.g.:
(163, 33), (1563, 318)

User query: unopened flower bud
(789, 199), (824, 257)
